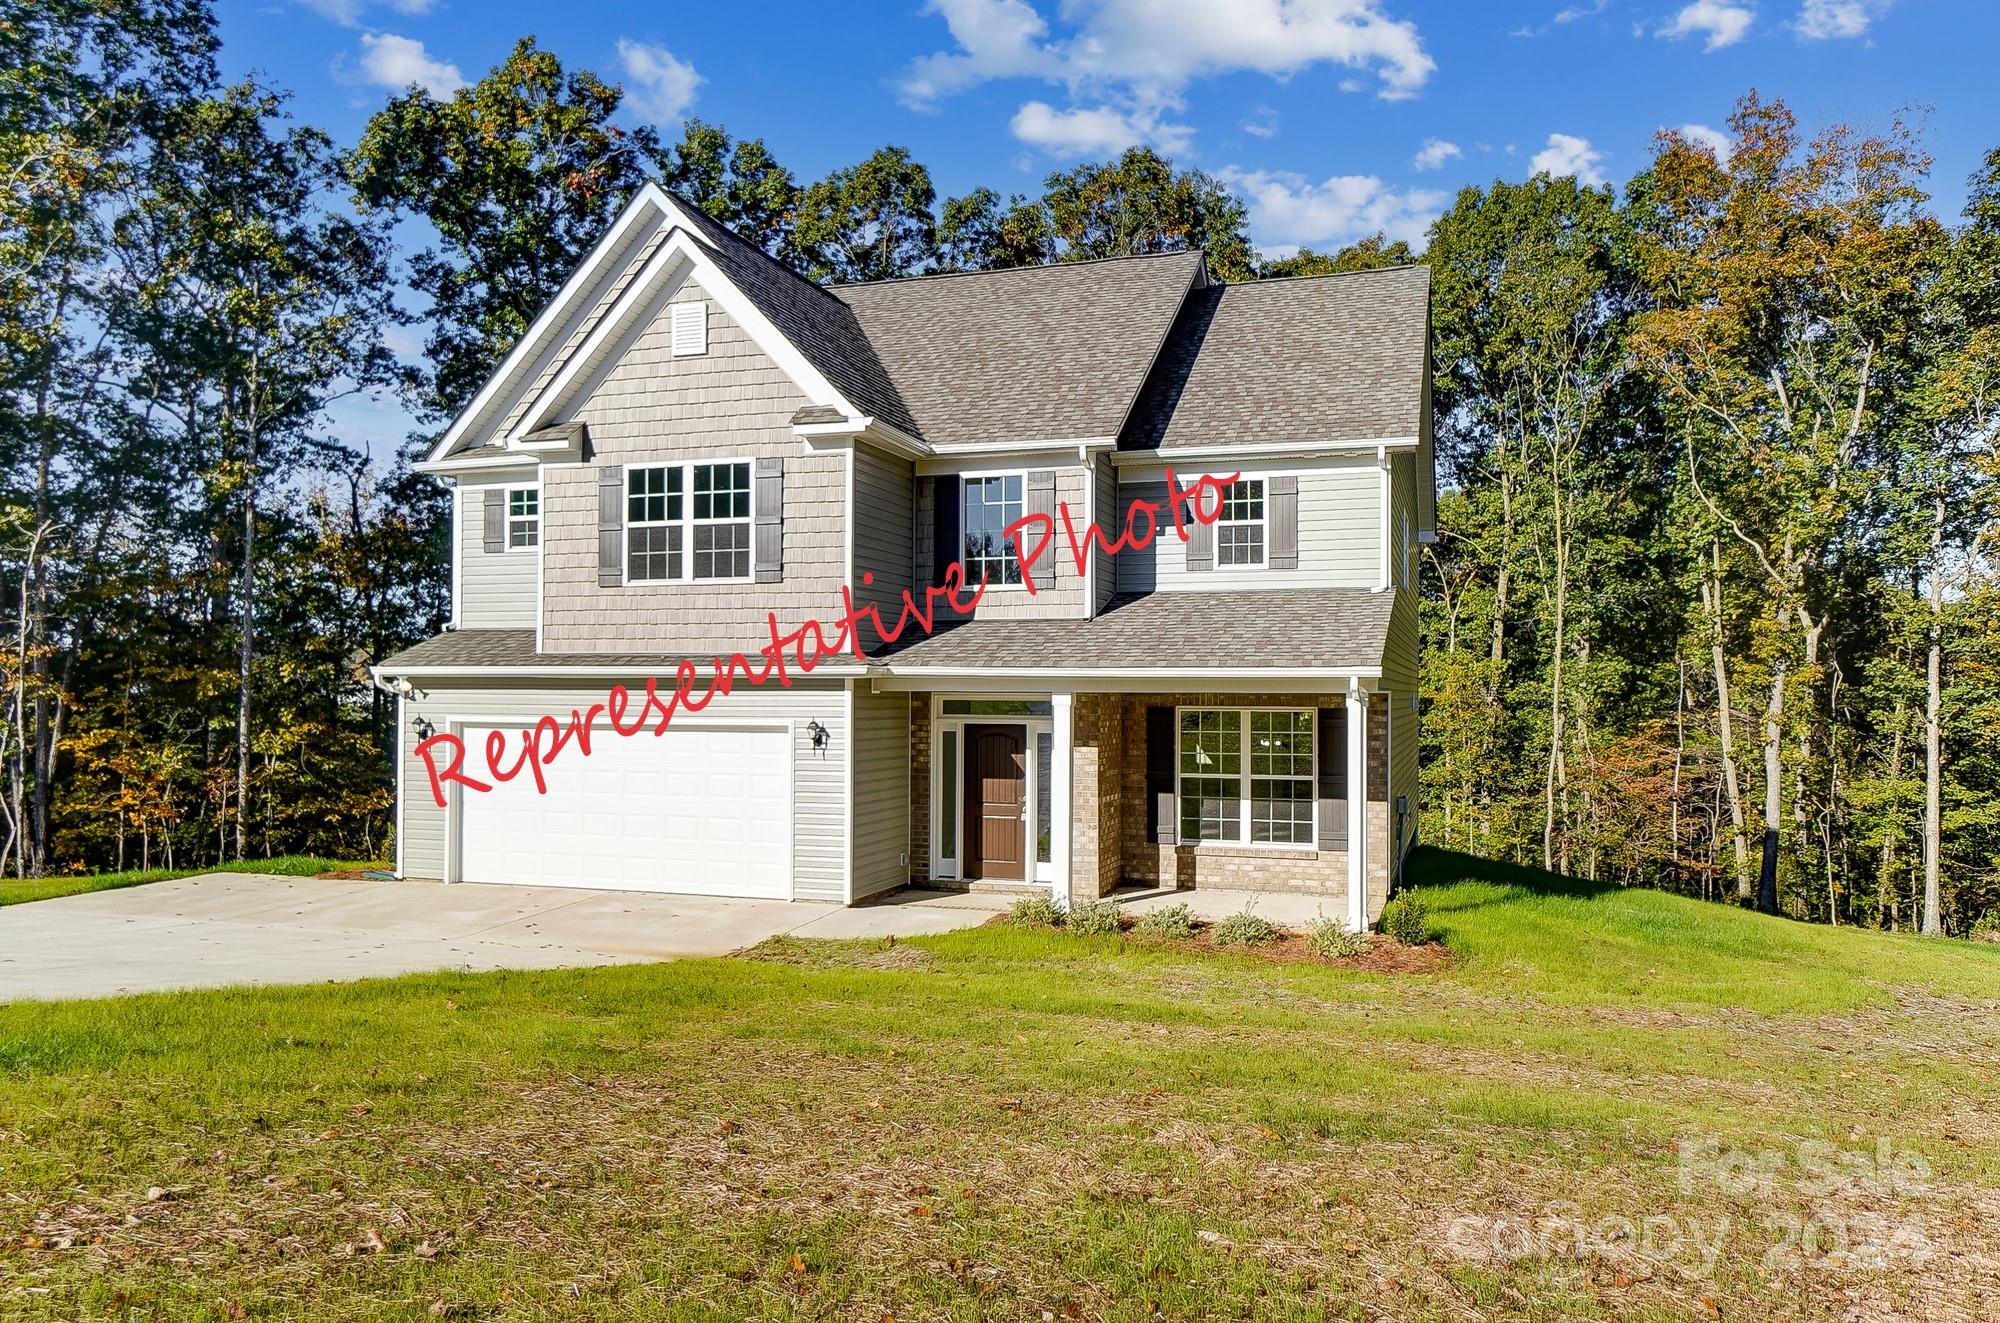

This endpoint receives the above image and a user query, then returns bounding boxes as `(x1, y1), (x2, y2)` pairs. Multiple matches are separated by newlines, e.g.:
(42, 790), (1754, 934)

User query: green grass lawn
(0, 855), (385, 908)
(0, 849), (1995, 1320)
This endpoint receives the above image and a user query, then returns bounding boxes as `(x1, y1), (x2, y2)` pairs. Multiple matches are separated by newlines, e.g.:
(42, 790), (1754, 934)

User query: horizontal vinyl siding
(914, 464), (1091, 620)
(852, 445), (914, 622)
(396, 676), (848, 902)
(1093, 455), (1118, 613)
(457, 479), (539, 629)
(541, 279), (847, 657)
(849, 681), (911, 901)
(1115, 460), (1380, 593)
(1391, 687), (1419, 851)
(1381, 586), (1419, 692)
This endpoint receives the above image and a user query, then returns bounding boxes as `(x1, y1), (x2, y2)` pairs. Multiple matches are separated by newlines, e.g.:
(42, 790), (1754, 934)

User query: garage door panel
(455, 723), (792, 898)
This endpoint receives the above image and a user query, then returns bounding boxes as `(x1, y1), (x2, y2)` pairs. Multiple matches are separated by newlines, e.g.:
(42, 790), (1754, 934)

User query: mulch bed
(981, 910), (1450, 972)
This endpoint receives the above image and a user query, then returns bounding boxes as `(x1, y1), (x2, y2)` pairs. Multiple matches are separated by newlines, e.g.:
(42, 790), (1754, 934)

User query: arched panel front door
(964, 724), (1027, 881)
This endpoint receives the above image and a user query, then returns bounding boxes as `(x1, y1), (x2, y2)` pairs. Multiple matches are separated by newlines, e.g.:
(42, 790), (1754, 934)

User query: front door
(964, 724), (1027, 881)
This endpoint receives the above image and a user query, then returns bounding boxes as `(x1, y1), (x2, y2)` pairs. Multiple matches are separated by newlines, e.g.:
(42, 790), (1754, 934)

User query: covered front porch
(887, 684), (1399, 932)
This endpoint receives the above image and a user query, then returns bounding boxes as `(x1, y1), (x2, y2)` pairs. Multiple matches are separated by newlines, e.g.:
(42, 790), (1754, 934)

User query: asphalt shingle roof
(375, 630), (714, 672)
(1120, 265), (1432, 451)
(835, 251), (1205, 448)
(867, 589), (1395, 672)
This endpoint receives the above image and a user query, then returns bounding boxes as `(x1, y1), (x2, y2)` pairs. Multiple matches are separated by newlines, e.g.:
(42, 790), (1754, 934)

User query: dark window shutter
(1268, 475), (1298, 569)
(1317, 706), (1348, 850)
(1185, 490), (1214, 572)
(483, 487), (505, 553)
(1025, 469), (1056, 586)
(1146, 705), (1176, 844)
(931, 474), (961, 587)
(753, 456), (784, 583)
(597, 468), (623, 587)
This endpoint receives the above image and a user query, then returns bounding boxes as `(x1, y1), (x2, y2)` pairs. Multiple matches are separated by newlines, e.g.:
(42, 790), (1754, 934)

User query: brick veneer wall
(905, 688), (1391, 922)
(1110, 693), (1390, 910)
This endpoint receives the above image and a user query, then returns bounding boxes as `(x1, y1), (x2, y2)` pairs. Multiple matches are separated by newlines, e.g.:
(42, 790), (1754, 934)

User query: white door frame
(442, 713), (796, 899)
(927, 694), (1057, 889)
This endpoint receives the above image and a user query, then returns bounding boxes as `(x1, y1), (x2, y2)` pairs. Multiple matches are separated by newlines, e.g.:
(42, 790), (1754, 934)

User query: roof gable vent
(670, 300), (707, 357)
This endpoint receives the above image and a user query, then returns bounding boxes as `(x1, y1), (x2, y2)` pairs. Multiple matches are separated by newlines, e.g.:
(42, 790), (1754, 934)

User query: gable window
(1177, 707), (1315, 847)
(507, 488), (539, 548)
(961, 474), (1024, 586)
(691, 461), (751, 580)
(1215, 478), (1265, 567)
(626, 466), (682, 582)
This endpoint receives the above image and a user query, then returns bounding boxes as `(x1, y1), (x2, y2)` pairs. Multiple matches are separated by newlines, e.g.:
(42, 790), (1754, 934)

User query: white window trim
(1214, 477), (1268, 569)
(1173, 704), (1318, 850)
(506, 484), (541, 551)
(619, 458), (757, 586)
(957, 467), (1032, 594)
(928, 693), (1057, 886)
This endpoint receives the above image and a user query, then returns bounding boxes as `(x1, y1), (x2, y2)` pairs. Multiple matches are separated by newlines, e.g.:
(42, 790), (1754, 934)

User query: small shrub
(1067, 898), (1123, 936)
(1378, 892), (1431, 946)
(1305, 914), (1368, 959)
(1008, 894), (1065, 927)
(1972, 910), (2000, 944)
(1210, 907), (1281, 947)
(1134, 902), (1197, 940)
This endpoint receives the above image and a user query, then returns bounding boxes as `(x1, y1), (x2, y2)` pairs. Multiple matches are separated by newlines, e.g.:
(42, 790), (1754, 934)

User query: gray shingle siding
(395, 675), (848, 902)
(540, 279), (848, 657)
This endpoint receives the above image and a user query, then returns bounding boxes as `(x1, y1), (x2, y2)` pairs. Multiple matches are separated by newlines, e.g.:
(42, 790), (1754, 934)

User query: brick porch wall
(1106, 692), (1390, 915)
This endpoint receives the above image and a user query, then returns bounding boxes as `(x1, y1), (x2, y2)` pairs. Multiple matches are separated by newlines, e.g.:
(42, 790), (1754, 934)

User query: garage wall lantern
(806, 719), (829, 755)
(413, 714), (435, 741)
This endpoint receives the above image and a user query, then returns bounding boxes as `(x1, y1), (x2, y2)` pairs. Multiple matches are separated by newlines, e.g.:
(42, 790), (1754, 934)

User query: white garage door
(454, 722), (792, 898)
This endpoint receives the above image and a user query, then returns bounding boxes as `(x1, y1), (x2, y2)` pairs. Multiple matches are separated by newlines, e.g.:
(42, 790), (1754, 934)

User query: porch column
(1346, 681), (1369, 932)
(1051, 690), (1074, 909)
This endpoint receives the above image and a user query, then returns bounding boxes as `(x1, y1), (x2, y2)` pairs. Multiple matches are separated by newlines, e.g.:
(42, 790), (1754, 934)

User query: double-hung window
(1177, 707), (1315, 846)
(624, 461), (754, 583)
(1215, 478), (1265, 567)
(507, 488), (539, 548)
(626, 466), (682, 581)
(691, 461), (751, 580)
(961, 474), (1024, 586)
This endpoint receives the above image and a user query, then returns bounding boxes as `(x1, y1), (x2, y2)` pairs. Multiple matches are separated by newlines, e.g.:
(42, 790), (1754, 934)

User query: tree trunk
(235, 423), (258, 863)
(1758, 656), (1785, 915)
(1702, 545), (1750, 899)
(1921, 495), (1946, 937)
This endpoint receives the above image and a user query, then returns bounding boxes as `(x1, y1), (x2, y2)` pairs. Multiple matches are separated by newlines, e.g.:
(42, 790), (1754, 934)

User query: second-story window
(1216, 478), (1265, 567)
(627, 466), (682, 582)
(691, 461), (751, 580)
(962, 474), (1024, 586)
(507, 488), (539, 548)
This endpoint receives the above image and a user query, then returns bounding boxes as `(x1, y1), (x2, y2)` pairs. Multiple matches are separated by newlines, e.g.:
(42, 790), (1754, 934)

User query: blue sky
(218, 0), (1996, 450)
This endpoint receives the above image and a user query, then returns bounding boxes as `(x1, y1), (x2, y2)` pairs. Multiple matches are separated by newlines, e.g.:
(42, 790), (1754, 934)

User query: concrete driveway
(0, 873), (1010, 1003)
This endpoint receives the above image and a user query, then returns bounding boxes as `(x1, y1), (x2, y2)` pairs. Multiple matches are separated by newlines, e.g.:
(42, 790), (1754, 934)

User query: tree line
(7, 5), (1996, 935)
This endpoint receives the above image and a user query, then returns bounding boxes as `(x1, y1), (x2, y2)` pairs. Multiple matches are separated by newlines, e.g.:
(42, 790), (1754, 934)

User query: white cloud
(355, 32), (465, 96)
(1529, 132), (1606, 186)
(1676, 122), (1733, 159)
(298, 0), (433, 26)
(1221, 167), (1445, 249)
(1554, 0), (1610, 21)
(900, 0), (1436, 135)
(1011, 101), (1192, 156)
(1241, 105), (1280, 138)
(1412, 138), (1461, 171)
(1795, 0), (1887, 38)
(615, 39), (703, 123)
(1658, 0), (1755, 49)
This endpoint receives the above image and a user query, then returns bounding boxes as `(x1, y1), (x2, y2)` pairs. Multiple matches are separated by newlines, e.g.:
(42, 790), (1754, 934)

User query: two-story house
(373, 184), (1432, 930)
